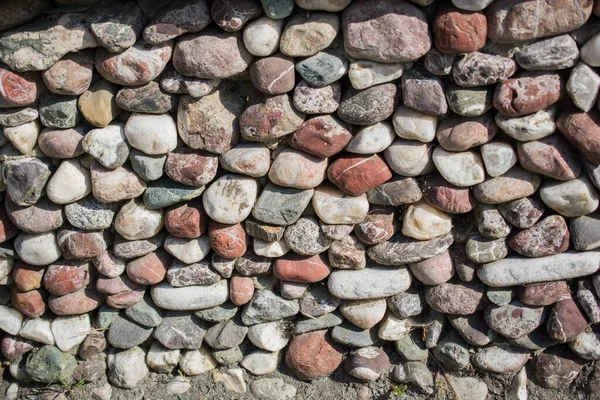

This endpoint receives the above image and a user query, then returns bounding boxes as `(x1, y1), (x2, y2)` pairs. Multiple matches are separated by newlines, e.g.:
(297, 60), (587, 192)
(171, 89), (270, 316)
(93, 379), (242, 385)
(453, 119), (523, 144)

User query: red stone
(557, 108), (600, 165)
(535, 351), (583, 389)
(433, 5), (487, 54)
(106, 290), (145, 309)
(273, 253), (331, 283)
(409, 250), (455, 286)
(354, 206), (396, 245)
(1, 334), (34, 362)
(519, 281), (570, 306)
(96, 275), (145, 295)
(0, 205), (18, 243)
(422, 173), (475, 214)
(0, 66), (42, 108)
(508, 215), (570, 258)
(516, 134), (581, 181)
(126, 250), (171, 285)
(289, 116), (352, 158)
(11, 287), (46, 318)
(165, 199), (208, 239)
(165, 148), (219, 187)
(249, 54), (295, 95)
(57, 229), (106, 260)
(327, 155), (392, 196)
(547, 296), (589, 343)
(48, 288), (104, 316)
(43, 261), (91, 296)
(12, 261), (44, 292)
(208, 220), (247, 259)
(285, 330), (343, 380)
(493, 72), (564, 117)
(229, 275), (254, 306)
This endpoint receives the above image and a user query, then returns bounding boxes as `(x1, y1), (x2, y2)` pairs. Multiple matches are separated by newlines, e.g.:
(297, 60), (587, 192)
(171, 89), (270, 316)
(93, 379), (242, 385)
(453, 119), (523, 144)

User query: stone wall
(1, 0), (600, 399)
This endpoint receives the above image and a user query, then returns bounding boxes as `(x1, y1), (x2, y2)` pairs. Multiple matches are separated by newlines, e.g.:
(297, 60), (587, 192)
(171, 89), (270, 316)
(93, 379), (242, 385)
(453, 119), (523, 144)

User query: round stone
(432, 147), (486, 187)
(285, 330), (343, 380)
(269, 148), (327, 190)
(165, 148), (218, 187)
(77, 79), (121, 128)
(284, 216), (332, 256)
(280, 12), (340, 57)
(42, 51), (94, 96)
(346, 122), (395, 154)
(125, 113), (177, 155)
(15, 232), (62, 266)
(38, 126), (85, 159)
(202, 174), (258, 224)
(219, 143), (271, 178)
(384, 138), (435, 177)
(243, 16), (284, 57)
(393, 106), (437, 143)
(249, 54), (295, 94)
(115, 200), (164, 240)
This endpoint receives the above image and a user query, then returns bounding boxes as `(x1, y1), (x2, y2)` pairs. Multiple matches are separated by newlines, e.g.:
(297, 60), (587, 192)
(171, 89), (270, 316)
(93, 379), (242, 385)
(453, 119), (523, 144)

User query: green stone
(260, 0), (294, 19)
(97, 304), (120, 329)
(213, 346), (243, 365)
(143, 178), (204, 209)
(25, 346), (77, 383)
(295, 50), (348, 87)
(395, 330), (429, 362)
(446, 85), (493, 117)
(129, 149), (165, 181)
(39, 93), (80, 129)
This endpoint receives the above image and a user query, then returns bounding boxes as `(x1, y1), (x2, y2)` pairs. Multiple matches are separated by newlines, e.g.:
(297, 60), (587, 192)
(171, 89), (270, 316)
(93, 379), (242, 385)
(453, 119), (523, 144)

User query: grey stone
(129, 149), (166, 181)
(392, 361), (434, 394)
(3, 158), (51, 206)
(245, 219), (286, 242)
(144, 0), (211, 43)
(424, 48), (455, 76)
(446, 85), (494, 117)
(387, 290), (424, 319)
(571, 212), (600, 251)
(367, 233), (453, 265)
(328, 267), (411, 300)
(89, 2), (146, 53)
(475, 204), (512, 239)
(0, 107), (39, 127)
(39, 93), (80, 128)
(395, 330), (428, 362)
(125, 295), (163, 327)
(294, 312), (344, 335)
(366, 177), (422, 206)
(331, 323), (378, 347)
(432, 329), (470, 371)
(168, 260), (221, 287)
(97, 304), (120, 329)
(213, 346), (244, 365)
(466, 234), (507, 264)
(576, 280), (600, 323)
(515, 34), (579, 71)
(241, 290), (299, 325)
(154, 311), (207, 349)
(509, 329), (559, 351)
(284, 216), (332, 256)
(251, 378), (296, 400)
(195, 302), (238, 323)
(235, 251), (272, 276)
(337, 83), (397, 125)
(299, 285), (340, 317)
(401, 68), (447, 115)
(252, 183), (314, 226)
(448, 313), (495, 347)
(472, 344), (529, 373)
(143, 178), (205, 210)
(25, 345), (77, 384)
(295, 50), (347, 87)
(486, 287), (514, 306)
(113, 233), (165, 259)
(204, 318), (248, 349)
(107, 315), (153, 349)
(64, 196), (117, 231)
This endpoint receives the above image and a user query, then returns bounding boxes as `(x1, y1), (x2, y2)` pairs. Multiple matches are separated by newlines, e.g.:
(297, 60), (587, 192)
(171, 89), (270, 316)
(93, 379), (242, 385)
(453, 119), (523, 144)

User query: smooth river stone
(432, 147), (485, 187)
(268, 148), (327, 190)
(367, 233), (453, 266)
(478, 251), (600, 287)
(327, 267), (412, 300)
(473, 166), (542, 204)
(151, 281), (229, 311)
(539, 176), (599, 217)
(312, 185), (369, 225)
(202, 174), (258, 224)
(144, 0), (211, 43)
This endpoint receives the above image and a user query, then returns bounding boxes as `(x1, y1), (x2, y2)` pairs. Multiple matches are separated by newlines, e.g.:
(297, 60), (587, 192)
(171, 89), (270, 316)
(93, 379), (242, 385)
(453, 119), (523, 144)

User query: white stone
(248, 321), (290, 352)
(448, 376), (488, 400)
(164, 235), (211, 264)
(15, 232), (62, 266)
(5, 382), (18, 400)
(114, 199), (164, 240)
(251, 378), (296, 399)
(349, 60), (409, 90)
(240, 350), (281, 375)
(214, 368), (247, 394)
(432, 147), (486, 187)
(3, 120), (41, 154)
(312, 185), (369, 224)
(0, 305), (23, 335)
(82, 123), (129, 169)
(0, 257), (14, 281)
(166, 376), (191, 395)
(243, 17), (284, 57)
(253, 238), (290, 258)
(19, 318), (55, 345)
(146, 341), (180, 373)
(339, 299), (387, 329)
(91, 382), (113, 400)
(392, 106), (437, 143)
(179, 347), (218, 375)
(478, 251), (600, 287)
(151, 280), (229, 310)
(540, 176), (599, 217)
(567, 62), (600, 112)
(451, 0), (494, 11)
(345, 122), (395, 154)
(219, 143), (271, 177)
(481, 142), (518, 177)
(402, 200), (453, 240)
(384, 138), (435, 177)
(202, 174), (258, 224)
(378, 313), (411, 341)
(107, 346), (149, 389)
(124, 113), (178, 155)
(508, 367), (528, 400)
(328, 267), (412, 300)
(46, 159), (92, 204)
(51, 314), (90, 352)
(581, 32), (600, 67)
(295, 0), (352, 11)
(495, 108), (556, 142)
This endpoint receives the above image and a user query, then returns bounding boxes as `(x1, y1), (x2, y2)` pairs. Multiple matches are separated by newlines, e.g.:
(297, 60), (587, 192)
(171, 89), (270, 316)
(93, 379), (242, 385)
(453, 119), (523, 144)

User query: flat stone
(337, 84), (397, 125)
(540, 175), (599, 217)
(473, 166), (542, 204)
(534, 350), (583, 389)
(241, 290), (299, 325)
(448, 313), (495, 346)
(472, 344), (529, 374)
(368, 233), (453, 265)
(154, 311), (207, 350)
(349, 60), (409, 90)
(151, 281), (229, 311)
(485, 301), (545, 339)
(280, 12), (339, 57)
(327, 267), (411, 300)
(107, 315), (153, 349)
(331, 323), (378, 348)
(567, 62), (600, 111)
(425, 280), (486, 315)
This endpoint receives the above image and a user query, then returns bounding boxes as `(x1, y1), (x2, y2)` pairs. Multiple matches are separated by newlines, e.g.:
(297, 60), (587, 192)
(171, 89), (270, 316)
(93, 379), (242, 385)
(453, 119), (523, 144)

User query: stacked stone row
(3, 0), (600, 398)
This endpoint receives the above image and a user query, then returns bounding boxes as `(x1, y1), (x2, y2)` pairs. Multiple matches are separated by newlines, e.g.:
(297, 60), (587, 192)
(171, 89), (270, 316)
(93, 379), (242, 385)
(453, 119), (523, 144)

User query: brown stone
(48, 288), (104, 316)
(487, 0), (593, 43)
(422, 173), (476, 214)
(508, 215), (570, 258)
(535, 351), (583, 389)
(79, 331), (106, 360)
(90, 163), (147, 203)
(92, 250), (126, 279)
(126, 250), (171, 285)
(433, 5), (487, 54)
(38, 126), (85, 158)
(425, 280), (486, 315)
(165, 200), (208, 239)
(493, 72), (564, 117)
(342, 0), (431, 62)
(249, 54), (295, 95)
(517, 134), (581, 181)
(547, 297), (589, 343)
(519, 281), (570, 306)
(285, 330), (343, 380)
(11, 288), (46, 318)
(557, 108), (600, 165)
(0, 205), (18, 243)
(401, 69), (447, 116)
(209, 221), (247, 259)
(327, 155), (392, 196)
(409, 250), (455, 286)
(289, 115), (352, 158)
(165, 148), (219, 187)
(13, 261), (45, 292)
(473, 166), (542, 204)
(43, 261), (90, 297)
(57, 229), (106, 260)
(211, 0), (262, 32)
(42, 51), (94, 96)
(436, 113), (497, 152)
(78, 79), (122, 128)
(354, 206), (396, 245)
(0, 66), (42, 108)
(274, 253), (331, 283)
(229, 275), (254, 306)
